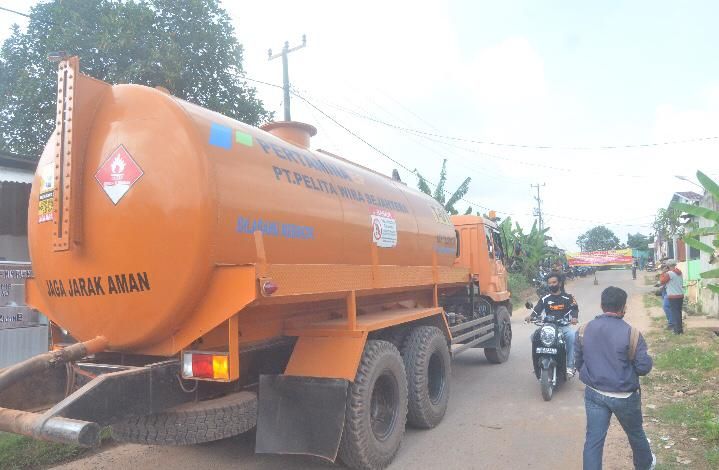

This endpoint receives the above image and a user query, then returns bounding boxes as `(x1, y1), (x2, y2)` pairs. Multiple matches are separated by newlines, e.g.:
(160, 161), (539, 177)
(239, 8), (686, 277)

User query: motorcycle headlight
(540, 326), (556, 346)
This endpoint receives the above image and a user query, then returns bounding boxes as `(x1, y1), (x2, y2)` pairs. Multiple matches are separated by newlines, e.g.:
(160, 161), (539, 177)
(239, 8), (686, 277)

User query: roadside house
(0, 151), (49, 367)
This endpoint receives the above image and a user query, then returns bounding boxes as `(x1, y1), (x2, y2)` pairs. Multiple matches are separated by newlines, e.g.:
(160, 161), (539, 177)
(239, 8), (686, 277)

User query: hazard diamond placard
(95, 145), (143, 205)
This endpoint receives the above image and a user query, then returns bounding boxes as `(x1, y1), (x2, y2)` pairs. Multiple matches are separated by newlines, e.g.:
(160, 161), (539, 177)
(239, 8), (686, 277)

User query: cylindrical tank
(28, 82), (458, 351)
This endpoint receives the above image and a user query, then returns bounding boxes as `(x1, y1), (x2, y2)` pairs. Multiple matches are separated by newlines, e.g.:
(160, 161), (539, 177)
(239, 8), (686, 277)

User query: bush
(509, 272), (532, 309)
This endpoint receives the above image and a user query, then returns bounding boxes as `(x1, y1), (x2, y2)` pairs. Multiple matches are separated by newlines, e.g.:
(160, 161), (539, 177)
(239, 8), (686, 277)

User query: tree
(576, 225), (620, 252)
(517, 221), (555, 277)
(626, 233), (650, 251)
(497, 216), (558, 277)
(0, 0), (271, 159)
(416, 159), (472, 215)
(652, 207), (685, 240)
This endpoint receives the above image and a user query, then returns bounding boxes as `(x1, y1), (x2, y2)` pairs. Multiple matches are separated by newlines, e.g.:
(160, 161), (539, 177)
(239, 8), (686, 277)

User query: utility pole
(531, 183), (546, 231)
(268, 35), (307, 121)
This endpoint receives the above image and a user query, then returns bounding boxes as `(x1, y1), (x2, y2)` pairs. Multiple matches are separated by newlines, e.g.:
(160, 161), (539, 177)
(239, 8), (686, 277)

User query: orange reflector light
(182, 352), (230, 380)
(212, 355), (229, 380)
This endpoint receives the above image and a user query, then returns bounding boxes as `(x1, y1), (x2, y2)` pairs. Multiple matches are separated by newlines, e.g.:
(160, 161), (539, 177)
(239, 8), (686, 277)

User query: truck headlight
(540, 326), (556, 346)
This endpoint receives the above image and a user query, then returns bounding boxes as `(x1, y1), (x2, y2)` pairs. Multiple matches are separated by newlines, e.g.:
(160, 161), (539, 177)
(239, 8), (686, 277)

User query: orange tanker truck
(0, 58), (513, 469)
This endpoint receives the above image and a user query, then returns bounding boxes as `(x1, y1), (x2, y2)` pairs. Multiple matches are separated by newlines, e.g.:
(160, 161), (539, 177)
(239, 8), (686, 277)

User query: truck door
(484, 225), (508, 293)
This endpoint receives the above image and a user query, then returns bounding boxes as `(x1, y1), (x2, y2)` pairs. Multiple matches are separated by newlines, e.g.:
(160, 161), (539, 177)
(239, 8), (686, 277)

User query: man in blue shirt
(575, 286), (655, 470)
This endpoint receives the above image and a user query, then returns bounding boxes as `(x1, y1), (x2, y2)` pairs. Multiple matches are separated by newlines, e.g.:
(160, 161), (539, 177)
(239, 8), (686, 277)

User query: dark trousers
(583, 387), (653, 470)
(668, 297), (684, 334)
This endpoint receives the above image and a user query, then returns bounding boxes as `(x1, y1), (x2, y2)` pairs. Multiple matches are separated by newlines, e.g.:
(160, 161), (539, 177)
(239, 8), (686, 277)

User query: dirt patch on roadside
(602, 291), (719, 469)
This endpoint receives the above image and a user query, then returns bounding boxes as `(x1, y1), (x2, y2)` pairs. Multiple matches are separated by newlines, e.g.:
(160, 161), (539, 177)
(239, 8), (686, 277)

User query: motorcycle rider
(525, 272), (579, 377)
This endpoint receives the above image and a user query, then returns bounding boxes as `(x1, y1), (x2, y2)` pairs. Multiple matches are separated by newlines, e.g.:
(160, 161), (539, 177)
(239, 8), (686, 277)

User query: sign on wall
(0, 262), (40, 329)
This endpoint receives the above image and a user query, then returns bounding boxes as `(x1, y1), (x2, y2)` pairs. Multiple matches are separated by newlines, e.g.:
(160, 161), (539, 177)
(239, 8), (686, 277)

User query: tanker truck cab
(0, 57), (512, 470)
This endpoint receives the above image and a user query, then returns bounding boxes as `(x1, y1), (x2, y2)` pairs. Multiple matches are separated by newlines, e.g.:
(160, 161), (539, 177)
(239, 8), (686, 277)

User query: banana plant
(416, 159), (473, 215)
(671, 170), (719, 294)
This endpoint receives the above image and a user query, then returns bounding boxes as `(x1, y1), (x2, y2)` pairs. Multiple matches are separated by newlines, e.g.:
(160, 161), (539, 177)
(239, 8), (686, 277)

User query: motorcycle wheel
(540, 366), (554, 401)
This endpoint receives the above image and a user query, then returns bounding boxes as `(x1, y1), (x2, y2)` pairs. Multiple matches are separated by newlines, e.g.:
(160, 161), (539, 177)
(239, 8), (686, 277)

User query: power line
(279, 86), (699, 179)
(315, 99), (695, 179)
(304, 102), (719, 151)
(0, 5), (31, 18)
(247, 77), (664, 228)
(293, 85), (526, 186)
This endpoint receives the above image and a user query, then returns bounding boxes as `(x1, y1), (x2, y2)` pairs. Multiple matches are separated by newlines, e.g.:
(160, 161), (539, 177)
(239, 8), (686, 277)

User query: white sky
(2, 0), (718, 250)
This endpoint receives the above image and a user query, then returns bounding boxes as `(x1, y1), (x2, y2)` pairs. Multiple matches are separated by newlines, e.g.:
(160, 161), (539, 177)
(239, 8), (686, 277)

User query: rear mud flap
(255, 375), (349, 461)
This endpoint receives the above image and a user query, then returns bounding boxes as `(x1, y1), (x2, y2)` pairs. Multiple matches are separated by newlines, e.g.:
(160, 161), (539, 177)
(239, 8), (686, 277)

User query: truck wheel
(111, 391), (257, 445)
(338, 340), (408, 470)
(484, 306), (512, 364)
(401, 326), (450, 429)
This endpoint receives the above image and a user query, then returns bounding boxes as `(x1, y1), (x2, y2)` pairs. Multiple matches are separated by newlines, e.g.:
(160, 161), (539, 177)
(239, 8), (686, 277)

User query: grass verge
(641, 327), (719, 469)
(0, 428), (111, 469)
(0, 432), (84, 470)
(644, 292), (663, 309)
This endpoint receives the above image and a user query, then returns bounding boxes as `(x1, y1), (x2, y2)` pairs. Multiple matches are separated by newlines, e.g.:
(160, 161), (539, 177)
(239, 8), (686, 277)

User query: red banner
(566, 249), (633, 267)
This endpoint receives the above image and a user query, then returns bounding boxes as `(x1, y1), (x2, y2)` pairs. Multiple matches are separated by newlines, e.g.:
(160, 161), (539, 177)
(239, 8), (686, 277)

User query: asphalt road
(56, 270), (642, 470)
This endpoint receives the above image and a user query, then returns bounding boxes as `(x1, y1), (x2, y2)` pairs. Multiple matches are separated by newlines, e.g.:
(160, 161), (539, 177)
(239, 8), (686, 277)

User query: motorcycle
(525, 302), (571, 401)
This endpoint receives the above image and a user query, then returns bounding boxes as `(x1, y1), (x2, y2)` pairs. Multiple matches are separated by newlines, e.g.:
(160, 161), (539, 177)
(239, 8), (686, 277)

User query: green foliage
(519, 221), (553, 274)
(657, 398), (719, 442)
(653, 207), (685, 239)
(0, 0), (271, 158)
(497, 216), (558, 278)
(576, 225), (620, 251)
(415, 159), (471, 215)
(643, 292), (662, 308)
(674, 170), (719, 291)
(626, 232), (650, 250)
(673, 202), (719, 224)
(508, 272), (531, 308)
(683, 237), (715, 255)
(707, 446), (719, 466)
(655, 346), (718, 371)
(697, 169), (719, 202)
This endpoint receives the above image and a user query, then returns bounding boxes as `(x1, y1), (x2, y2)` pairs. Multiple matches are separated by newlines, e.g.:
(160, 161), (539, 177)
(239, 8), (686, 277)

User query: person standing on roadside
(575, 286), (655, 470)
(659, 259), (684, 334)
(657, 264), (674, 330)
(631, 259), (638, 280)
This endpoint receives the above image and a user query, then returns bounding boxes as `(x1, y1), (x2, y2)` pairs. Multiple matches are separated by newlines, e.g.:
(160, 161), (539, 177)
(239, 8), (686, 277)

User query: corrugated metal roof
(0, 166), (33, 183)
(674, 191), (703, 202)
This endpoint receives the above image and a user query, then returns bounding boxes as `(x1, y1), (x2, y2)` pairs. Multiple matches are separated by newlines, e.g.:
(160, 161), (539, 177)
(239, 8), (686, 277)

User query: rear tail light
(182, 352), (229, 380)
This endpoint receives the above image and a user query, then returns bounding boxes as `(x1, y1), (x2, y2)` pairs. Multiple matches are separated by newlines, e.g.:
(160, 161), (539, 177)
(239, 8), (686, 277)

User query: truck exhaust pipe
(0, 408), (100, 447)
(0, 336), (107, 446)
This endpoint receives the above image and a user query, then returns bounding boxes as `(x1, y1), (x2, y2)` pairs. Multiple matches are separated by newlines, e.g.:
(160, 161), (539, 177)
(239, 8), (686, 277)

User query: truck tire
(338, 340), (408, 470)
(110, 391), (257, 445)
(401, 326), (450, 429)
(484, 305), (512, 364)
